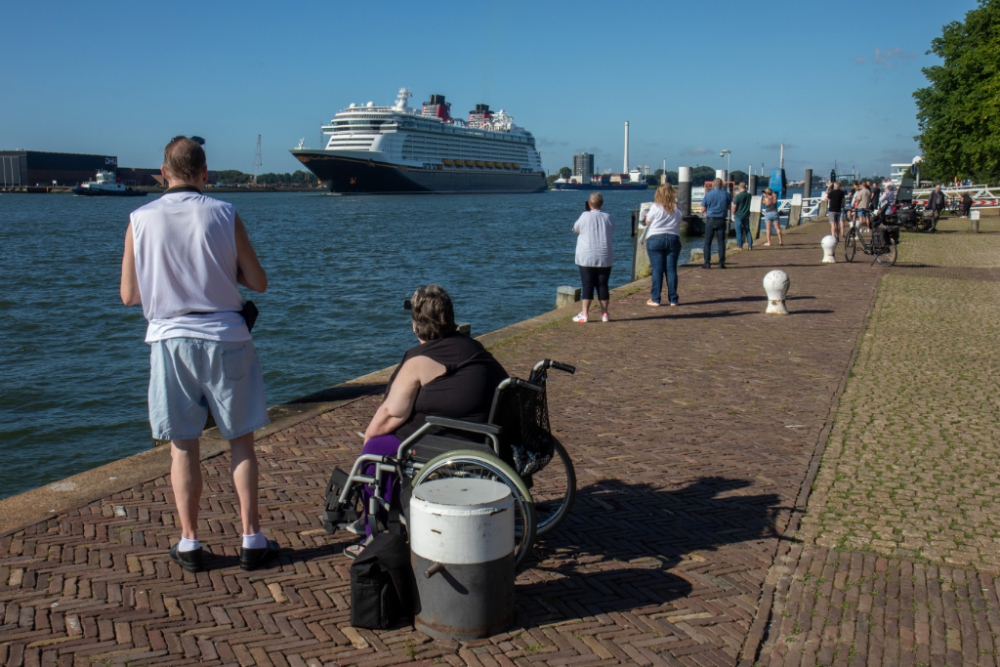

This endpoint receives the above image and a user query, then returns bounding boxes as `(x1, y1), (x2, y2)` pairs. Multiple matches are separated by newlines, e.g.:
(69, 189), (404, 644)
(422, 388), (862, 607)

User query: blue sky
(2, 0), (973, 180)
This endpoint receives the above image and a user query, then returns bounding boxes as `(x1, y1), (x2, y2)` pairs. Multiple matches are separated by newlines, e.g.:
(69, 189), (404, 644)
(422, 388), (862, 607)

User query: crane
(250, 135), (262, 186)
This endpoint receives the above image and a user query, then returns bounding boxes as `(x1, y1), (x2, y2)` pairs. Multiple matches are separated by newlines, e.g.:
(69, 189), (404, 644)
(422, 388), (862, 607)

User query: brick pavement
(758, 220), (1000, 667)
(1, 221), (885, 667)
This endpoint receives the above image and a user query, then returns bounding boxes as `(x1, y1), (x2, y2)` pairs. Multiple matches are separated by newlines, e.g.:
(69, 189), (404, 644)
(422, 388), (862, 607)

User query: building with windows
(572, 153), (594, 184)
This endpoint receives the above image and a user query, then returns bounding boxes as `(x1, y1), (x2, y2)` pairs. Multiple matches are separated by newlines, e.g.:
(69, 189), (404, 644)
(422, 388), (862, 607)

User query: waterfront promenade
(2, 219), (998, 667)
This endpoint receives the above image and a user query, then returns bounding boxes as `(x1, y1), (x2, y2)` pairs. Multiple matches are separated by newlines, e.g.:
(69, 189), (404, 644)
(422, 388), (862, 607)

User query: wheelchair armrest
(424, 416), (500, 436)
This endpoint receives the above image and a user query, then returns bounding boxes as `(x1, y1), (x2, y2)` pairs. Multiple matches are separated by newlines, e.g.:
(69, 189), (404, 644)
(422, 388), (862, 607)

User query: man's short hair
(738, 182), (747, 190)
(588, 192), (603, 209)
(411, 284), (457, 341)
(163, 137), (207, 182)
(713, 178), (724, 189)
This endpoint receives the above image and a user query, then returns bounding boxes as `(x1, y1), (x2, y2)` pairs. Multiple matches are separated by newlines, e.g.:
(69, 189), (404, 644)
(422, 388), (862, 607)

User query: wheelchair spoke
(529, 438), (576, 537)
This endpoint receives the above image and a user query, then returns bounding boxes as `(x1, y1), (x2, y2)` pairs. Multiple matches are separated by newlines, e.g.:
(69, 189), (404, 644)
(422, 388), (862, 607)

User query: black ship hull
(291, 151), (547, 194)
(71, 186), (147, 197)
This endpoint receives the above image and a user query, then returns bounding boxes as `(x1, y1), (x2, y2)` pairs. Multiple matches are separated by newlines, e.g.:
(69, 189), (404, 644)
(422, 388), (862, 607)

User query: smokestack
(780, 143), (784, 169)
(624, 121), (629, 175)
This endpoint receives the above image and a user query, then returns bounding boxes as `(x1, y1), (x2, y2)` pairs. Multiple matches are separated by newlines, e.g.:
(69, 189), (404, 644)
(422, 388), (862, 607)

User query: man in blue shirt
(700, 178), (733, 268)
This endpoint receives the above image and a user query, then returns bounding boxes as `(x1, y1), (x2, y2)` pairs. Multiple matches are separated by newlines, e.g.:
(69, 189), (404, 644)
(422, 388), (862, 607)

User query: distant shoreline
(1, 185), (327, 194)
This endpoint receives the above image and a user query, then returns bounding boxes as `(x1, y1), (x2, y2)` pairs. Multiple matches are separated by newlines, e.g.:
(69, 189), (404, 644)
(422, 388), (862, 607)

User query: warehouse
(0, 150), (118, 187)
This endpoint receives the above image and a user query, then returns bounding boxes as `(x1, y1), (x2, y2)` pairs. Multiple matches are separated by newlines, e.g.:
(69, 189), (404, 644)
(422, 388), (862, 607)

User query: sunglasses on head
(171, 135), (206, 146)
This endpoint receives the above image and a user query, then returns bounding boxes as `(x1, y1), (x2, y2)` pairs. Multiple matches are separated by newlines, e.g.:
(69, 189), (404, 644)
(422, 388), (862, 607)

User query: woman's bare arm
(363, 355), (446, 441)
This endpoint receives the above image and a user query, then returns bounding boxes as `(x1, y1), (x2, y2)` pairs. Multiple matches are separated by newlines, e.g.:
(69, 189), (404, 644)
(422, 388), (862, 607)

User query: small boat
(475, 161), (485, 168)
(72, 170), (147, 197)
(464, 160), (476, 168)
(511, 163), (520, 170)
(442, 158), (454, 167)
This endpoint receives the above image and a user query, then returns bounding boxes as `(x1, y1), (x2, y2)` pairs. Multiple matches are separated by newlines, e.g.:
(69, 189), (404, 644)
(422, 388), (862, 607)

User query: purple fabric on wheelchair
(360, 434), (402, 537)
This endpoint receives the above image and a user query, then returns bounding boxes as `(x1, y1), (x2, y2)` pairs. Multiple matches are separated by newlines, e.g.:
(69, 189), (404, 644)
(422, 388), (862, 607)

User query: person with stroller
(347, 285), (509, 556)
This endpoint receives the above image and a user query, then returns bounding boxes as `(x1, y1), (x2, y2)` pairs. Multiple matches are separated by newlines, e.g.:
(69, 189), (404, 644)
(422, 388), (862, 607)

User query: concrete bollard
(764, 270), (790, 315)
(411, 478), (515, 641)
(688, 248), (704, 265)
(788, 194), (803, 227)
(457, 323), (471, 336)
(821, 235), (837, 263)
(971, 210), (980, 233)
(556, 286), (581, 309)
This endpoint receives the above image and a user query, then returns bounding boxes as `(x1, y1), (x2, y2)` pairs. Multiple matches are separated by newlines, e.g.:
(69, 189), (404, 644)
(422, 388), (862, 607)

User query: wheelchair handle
(510, 378), (544, 393)
(550, 361), (576, 374)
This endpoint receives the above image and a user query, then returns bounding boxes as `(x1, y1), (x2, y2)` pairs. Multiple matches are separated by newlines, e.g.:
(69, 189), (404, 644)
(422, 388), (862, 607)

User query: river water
(0, 190), (706, 499)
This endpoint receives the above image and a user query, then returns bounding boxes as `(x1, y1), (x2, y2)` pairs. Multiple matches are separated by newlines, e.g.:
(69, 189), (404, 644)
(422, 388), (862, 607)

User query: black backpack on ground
(350, 532), (414, 629)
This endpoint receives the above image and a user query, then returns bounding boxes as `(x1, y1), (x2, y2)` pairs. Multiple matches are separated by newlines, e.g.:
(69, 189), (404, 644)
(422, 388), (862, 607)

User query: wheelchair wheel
(412, 449), (537, 570)
(530, 438), (576, 537)
(844, 231), (857, 262)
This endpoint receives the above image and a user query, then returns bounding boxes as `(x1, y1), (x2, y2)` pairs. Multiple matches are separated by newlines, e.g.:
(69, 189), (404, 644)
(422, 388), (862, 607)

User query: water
(0, 190), (703, 500)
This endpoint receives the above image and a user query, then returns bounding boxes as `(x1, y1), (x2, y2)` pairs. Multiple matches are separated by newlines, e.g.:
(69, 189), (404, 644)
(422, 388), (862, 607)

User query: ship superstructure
(290, 88), (546, 194)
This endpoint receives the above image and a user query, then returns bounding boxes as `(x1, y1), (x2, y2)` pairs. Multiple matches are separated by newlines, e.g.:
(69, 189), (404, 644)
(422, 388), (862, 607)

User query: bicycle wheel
(844, 230), (857, 262)
(528, 438), (576, 537)
(412, 449), (537, 570)
(876, 239), (897, 267)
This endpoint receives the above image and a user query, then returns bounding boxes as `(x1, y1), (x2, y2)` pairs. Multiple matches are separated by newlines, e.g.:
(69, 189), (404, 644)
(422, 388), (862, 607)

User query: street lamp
(719, 150), (731, 180)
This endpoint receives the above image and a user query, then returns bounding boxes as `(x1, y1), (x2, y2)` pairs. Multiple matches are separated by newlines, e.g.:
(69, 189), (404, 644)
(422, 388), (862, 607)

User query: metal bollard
(410, 478), (515, 641)
(764, 270), (790, 315)
(971, 210), (980, 233)
(821, 235), (837, 263)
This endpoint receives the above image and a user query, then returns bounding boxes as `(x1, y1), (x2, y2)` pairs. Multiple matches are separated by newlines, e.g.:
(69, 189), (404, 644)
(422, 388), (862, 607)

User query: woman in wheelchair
(352, 284), (509, 545)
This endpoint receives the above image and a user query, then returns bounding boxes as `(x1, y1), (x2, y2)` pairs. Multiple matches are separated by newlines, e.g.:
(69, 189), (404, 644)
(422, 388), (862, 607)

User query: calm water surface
(0, 190), (700, 499)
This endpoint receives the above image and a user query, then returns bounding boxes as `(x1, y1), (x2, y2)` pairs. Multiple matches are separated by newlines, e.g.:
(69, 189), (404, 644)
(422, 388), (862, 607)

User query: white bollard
(821, 235), (838, 264)
(763, 270), (790, 315)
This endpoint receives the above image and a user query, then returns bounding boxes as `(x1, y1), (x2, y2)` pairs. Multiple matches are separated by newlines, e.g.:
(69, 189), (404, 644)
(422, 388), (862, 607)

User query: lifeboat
(511, 163), (520, 170)
(464, 160), (476, 168)
(485, 161), (495, 168)
(475, 161), (485, 168)
(502, 162), (512, 169)
(442, 158), (453, 167)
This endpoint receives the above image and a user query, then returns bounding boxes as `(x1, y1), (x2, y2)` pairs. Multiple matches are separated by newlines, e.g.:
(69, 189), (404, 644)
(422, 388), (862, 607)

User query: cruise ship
(290, 88), (547, 194)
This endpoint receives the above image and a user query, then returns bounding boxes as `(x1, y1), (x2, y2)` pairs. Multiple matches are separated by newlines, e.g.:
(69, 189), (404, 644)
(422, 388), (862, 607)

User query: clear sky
(2, 0), (973, 180)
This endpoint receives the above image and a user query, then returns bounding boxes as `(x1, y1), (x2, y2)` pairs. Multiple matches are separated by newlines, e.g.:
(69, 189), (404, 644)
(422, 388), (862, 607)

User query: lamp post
(719, 149), (731, 181)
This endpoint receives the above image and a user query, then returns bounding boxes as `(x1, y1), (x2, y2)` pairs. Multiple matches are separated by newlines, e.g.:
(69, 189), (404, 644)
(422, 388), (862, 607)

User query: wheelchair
(321, 359), (577, 569)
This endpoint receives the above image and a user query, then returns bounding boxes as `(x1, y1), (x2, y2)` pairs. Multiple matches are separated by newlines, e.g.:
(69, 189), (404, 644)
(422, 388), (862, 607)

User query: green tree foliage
(558, 166), (572, 179)
(914, 0), (1000, 182)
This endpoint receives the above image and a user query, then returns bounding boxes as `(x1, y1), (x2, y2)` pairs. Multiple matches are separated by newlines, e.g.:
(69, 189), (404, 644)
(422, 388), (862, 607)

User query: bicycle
(844, 217), (898, 266)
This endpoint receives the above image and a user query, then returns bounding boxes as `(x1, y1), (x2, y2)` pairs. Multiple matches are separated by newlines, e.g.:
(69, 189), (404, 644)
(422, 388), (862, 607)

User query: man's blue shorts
(148, 338), (269, 441)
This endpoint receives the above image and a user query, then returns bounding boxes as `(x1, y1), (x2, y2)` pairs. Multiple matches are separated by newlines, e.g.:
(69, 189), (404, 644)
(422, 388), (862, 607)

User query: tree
(914, 0), (1000, 182)
(558, 166), (572, 179)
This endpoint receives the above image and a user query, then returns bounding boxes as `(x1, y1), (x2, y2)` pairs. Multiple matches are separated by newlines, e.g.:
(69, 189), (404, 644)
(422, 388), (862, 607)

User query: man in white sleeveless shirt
(120, 136), (276, 573)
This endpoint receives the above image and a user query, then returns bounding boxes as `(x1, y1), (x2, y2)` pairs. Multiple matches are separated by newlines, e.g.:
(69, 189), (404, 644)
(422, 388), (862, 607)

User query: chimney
(623, 121), (629, 175)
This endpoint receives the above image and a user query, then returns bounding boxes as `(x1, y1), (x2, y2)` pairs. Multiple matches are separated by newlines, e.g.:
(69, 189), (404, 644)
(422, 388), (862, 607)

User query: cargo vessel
(290, 89), (546, 194)
(72, 170), (147, 197)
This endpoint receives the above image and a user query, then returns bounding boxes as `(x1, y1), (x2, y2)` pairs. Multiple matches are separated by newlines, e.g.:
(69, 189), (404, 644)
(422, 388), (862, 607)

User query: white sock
(178, 536), (200, 552)
(242, 531), (267, 550)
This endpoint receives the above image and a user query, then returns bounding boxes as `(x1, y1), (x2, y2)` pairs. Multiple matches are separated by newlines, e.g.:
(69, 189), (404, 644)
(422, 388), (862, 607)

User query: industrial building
(0, 150), (119, 187)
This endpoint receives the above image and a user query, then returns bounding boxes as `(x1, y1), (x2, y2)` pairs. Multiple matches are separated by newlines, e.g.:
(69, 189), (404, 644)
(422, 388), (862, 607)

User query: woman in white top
(572, 193), (615, 323)
(640, 184), (683, 306)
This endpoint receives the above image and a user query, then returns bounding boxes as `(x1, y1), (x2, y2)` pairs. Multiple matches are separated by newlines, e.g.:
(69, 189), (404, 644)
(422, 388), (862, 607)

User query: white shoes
(572, 313), (588, 323)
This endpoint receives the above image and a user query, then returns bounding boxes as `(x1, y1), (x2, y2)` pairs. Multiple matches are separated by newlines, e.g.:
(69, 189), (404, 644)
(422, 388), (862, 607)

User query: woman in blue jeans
(641, 184), (683, 307)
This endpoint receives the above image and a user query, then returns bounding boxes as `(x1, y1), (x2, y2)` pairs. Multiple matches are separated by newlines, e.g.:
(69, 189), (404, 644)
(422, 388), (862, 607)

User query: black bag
(350, 533), (414, 629)
(240, 301), (259, 333)
(872, 227), (889, 251)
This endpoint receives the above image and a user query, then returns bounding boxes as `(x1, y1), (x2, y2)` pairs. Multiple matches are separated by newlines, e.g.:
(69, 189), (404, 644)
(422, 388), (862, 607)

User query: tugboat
(72, 170), (147, 197)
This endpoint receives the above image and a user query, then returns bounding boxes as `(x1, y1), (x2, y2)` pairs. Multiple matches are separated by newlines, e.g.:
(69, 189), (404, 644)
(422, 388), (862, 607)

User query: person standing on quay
(926, 184), (946, 233)
(120, 136), (277, 573)
(641, 183), (683, 307)
(700, 178), (732, 268)
(826, 181), (847, 240)
(732, 182), (753, 250)
(762, 187), (783, 246)
(572, 192), (614, 323)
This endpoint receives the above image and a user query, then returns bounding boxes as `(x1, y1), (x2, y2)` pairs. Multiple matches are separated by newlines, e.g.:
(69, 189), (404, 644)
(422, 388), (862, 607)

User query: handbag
(350, 533), (414, 629)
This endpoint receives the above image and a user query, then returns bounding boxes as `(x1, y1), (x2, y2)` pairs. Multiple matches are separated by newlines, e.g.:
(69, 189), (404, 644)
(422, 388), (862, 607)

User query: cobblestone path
(758, 220), (1000, 667)
(1, 222), (884, 667)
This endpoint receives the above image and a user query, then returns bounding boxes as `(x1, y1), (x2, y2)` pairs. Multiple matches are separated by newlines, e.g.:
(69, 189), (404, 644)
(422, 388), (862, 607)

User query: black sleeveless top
(388, 333), (509, 441)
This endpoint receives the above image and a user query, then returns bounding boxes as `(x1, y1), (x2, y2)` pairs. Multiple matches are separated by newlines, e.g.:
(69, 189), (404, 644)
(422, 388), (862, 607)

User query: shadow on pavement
(517, 476), (784, 624)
